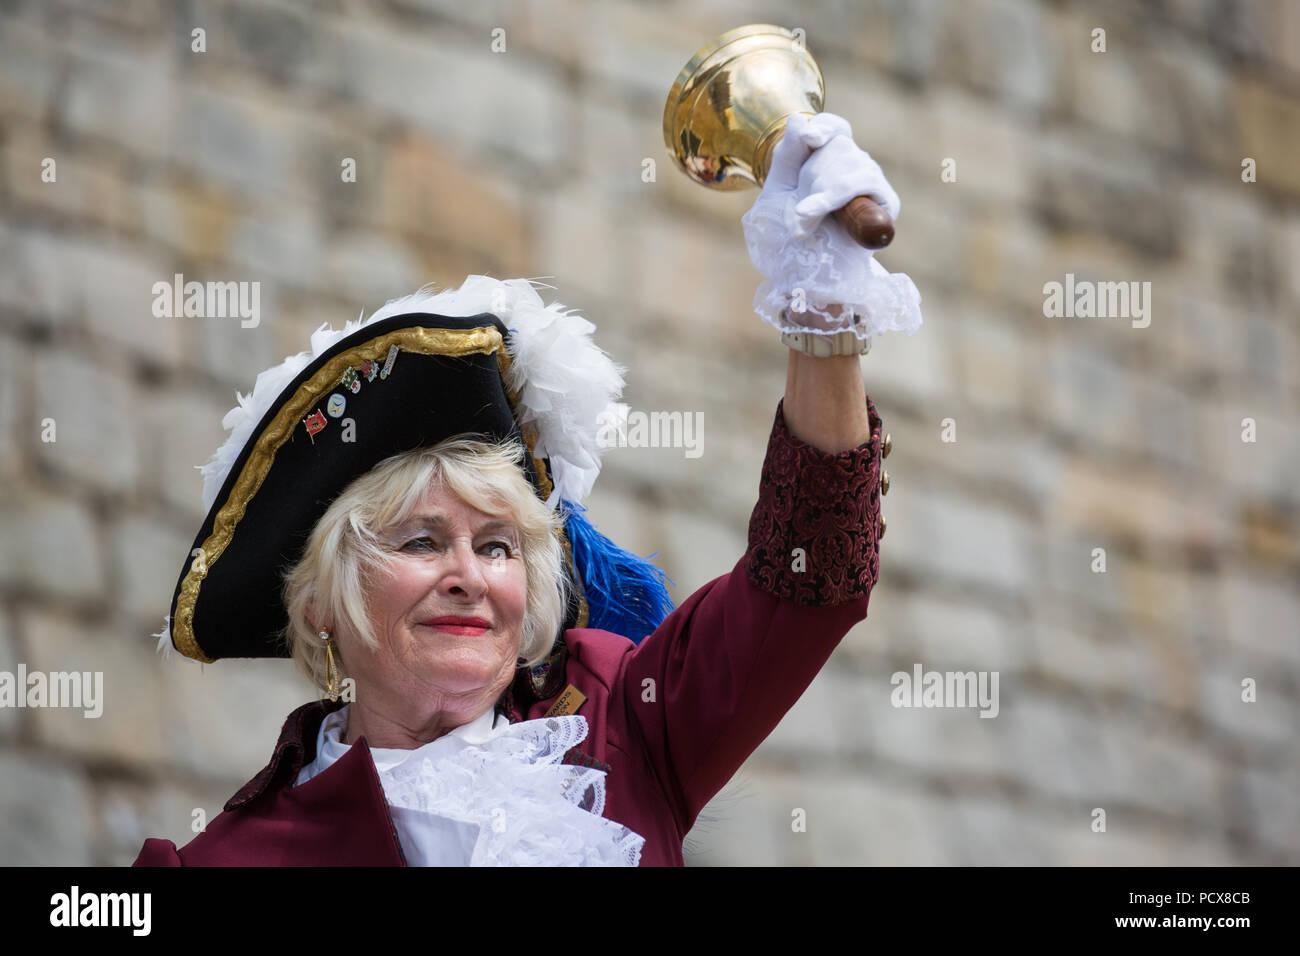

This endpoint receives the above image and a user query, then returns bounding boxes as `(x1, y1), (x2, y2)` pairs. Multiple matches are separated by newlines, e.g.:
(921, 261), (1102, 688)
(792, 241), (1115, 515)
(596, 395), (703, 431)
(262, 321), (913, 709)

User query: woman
(134, 112), (921, 866)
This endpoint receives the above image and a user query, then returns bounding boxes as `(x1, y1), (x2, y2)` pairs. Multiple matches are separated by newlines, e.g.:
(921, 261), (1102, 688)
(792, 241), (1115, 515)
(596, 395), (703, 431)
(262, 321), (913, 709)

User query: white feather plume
(162, 276), (626, 658)
(153, 615), (174, 662)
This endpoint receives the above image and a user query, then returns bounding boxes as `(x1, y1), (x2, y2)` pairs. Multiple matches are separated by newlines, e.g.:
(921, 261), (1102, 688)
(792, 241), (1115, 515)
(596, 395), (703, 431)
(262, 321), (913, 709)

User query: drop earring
(319, 628), (340, 702)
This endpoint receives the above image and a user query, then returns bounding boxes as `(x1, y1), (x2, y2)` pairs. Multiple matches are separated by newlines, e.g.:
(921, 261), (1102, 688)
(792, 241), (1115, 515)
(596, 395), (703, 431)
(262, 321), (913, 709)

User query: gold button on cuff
(878, 515), (887, 540)
(881, 470), (890, 495)
(882, 433), (892, 458)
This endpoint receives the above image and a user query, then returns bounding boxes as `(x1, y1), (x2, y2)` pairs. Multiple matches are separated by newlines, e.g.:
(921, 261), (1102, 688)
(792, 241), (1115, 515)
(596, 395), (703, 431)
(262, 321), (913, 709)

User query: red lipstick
(423, 616), (490, 636)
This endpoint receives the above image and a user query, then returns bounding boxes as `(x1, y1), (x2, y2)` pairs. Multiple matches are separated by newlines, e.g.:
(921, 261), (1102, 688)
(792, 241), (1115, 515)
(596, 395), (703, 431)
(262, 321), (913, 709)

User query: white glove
(742, 111), (922, 340)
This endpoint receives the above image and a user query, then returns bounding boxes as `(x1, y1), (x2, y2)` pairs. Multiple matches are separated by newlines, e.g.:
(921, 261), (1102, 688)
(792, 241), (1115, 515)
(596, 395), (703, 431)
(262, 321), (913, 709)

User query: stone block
(169, 83), (295, 196)
(1041, 522), (1129, 620)
(685, 764), (789, 867)
(134, 179), (240, 265)
(1213, 404), (1300, 509)
(93, 776), (236, 867)
(33, 349), (141, 495)
(929, 88), (1035, 207)
(159, 655), (317, 782)
(761, 667), (853, 758)
(1043, 345), (1145, 457)
(800, 774), (952, 864)
(78, 240), (186, 369)
(0, 750), (93, 865)
(1034, 133), (1179, 258)
(0, 329), (25, 484)
(1239, 762), (1300, 856)
(945, 795), (1058, 865)
(1, 122), (137, 234)
(847, 287), (953, 409)
(872, 171), (971, 295)
(1218, 569), (1300, 666)
(956, 302), (1031, 414)
(225, 205), (325, 292)
(1002, 691), (1136, 806)
(831, 0), (946, 87)
(857, 665), (1013, 777)
(1064, 24), (1186, 154)
(822, 67), (934, 174)
(322, 232), (422, 307)
(878, 481), (1038, 596)
(627, 208), (761, 340)
(1200, 653), (1296, 751)
(658, 505), (745, 604)
(23, 610), (168, 765)
(0, 484), (107, 603)
(965, 211), (1055, 313)
(1029, 608), (1167, 707)
(574, 0), (721, 103)
(0, 226), (87, 328)
(341, 21), (567, 169)
(380, 136), (529, 278)
(1234, 75), (1300, 198)
(902, 593), (1031, 674)
(948, 0), (1058, 115)
(109, 513), (194, 629)
(136, 386), (234, 524)
(0, 16), (63, 123)
(61, 42), (178, 157)
(0, 608), (19, 739)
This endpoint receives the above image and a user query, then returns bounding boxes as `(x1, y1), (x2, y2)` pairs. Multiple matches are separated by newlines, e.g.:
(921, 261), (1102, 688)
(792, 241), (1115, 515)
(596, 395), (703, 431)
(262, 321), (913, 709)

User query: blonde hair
(282, 437), (568, 694)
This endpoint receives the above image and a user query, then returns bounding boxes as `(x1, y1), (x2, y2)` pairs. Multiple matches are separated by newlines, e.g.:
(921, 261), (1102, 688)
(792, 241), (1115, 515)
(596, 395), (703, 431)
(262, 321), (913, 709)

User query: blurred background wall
(0, 0), (1297, 866)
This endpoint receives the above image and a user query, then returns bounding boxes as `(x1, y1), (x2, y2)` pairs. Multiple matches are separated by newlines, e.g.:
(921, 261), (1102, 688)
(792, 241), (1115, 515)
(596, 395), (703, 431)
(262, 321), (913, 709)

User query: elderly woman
(134, 112), (920, 867)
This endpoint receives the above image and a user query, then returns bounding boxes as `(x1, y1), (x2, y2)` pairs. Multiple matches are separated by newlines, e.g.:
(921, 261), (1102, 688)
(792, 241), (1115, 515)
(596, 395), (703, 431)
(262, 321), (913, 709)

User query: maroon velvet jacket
(134, 397), (884, 867)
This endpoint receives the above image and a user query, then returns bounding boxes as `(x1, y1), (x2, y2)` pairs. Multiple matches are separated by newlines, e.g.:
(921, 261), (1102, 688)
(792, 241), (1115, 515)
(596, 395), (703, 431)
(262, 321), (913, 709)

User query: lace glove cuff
(741, 112), (923, 341)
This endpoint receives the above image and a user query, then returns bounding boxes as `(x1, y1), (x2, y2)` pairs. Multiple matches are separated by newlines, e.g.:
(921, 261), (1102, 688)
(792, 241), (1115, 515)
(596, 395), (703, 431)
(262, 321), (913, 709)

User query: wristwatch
(780, 329), (872, 356)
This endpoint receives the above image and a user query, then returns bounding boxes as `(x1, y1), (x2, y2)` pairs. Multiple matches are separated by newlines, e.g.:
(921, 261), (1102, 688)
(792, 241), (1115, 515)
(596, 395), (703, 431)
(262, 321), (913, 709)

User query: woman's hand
(769, 113), (901, 239)
(741, 112), (920, 453)
(741, 111), (923, 345)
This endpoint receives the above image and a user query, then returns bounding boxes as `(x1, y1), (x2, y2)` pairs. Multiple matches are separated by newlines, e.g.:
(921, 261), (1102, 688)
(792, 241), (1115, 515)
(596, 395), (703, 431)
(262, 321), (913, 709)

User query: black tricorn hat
(160, 278), (672, 664)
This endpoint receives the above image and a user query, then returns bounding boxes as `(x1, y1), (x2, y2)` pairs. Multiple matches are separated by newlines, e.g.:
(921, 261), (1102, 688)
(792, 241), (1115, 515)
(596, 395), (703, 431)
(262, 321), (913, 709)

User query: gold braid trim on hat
(173, 325), (588, 663)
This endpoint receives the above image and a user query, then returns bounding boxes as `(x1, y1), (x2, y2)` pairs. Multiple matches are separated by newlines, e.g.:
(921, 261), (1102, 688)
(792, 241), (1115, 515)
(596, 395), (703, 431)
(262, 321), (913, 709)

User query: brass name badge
(544, 684), (587, 717)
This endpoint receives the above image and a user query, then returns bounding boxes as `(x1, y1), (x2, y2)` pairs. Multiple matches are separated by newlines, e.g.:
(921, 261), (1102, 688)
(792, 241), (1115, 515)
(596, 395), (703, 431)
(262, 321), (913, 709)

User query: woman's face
(339, 482), (527, 724)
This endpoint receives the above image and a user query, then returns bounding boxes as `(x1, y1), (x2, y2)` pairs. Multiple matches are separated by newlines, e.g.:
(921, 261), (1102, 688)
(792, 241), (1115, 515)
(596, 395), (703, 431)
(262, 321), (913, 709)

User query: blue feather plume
(561, 499), (674, 643)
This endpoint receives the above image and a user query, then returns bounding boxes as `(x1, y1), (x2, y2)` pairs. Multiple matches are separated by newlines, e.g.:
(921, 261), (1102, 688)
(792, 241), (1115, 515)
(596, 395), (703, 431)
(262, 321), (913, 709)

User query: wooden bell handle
(833, 196), (894, 249)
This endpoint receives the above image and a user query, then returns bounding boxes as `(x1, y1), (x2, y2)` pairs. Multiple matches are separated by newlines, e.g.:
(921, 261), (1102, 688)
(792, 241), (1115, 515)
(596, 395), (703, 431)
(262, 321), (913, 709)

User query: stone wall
(1, 0), (1297, 865)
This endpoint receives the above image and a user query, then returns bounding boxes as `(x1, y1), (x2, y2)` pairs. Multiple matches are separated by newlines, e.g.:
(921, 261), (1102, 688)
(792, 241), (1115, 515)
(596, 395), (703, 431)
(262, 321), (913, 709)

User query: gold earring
(318, 628), (340, 702)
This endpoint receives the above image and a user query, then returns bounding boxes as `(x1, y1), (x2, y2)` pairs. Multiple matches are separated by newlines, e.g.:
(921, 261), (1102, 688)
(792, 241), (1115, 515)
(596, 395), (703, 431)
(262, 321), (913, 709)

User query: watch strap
(780, 329), (872, 357)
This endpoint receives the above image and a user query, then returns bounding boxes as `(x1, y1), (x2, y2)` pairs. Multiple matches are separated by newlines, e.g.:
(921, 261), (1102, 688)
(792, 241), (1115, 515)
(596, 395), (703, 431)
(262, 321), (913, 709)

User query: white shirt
(294, 704), (643, 866)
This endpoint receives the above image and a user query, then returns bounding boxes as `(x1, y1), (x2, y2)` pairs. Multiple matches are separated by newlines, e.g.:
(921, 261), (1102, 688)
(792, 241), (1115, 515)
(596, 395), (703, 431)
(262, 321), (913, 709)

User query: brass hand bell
(663, 24), (894, 249)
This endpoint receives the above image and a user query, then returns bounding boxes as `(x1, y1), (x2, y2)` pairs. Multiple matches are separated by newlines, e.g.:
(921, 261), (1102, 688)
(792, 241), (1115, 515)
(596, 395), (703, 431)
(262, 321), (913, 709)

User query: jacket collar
(223, 689), (537, 812)
(499, 642), (567, 721)
(225, 697), (347, 811)
(225, 643), (580, 812)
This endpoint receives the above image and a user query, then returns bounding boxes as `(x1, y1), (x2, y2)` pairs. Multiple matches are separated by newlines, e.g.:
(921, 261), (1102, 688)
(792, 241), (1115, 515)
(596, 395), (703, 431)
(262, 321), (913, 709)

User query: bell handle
(832, 196), (894, 250)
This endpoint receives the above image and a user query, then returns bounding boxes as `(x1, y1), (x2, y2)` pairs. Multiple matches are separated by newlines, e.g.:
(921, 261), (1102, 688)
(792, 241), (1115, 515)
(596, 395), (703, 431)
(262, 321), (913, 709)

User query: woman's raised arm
(782, 344), (872, 454)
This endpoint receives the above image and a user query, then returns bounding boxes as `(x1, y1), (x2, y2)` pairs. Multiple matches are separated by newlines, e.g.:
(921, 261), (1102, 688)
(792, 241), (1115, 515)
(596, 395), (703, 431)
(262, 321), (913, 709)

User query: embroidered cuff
(744, 396), (883, 605)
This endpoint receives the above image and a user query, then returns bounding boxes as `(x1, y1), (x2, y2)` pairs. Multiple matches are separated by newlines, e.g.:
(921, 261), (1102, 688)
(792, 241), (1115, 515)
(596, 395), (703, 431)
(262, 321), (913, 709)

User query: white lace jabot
(294, 704), (644, 866)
